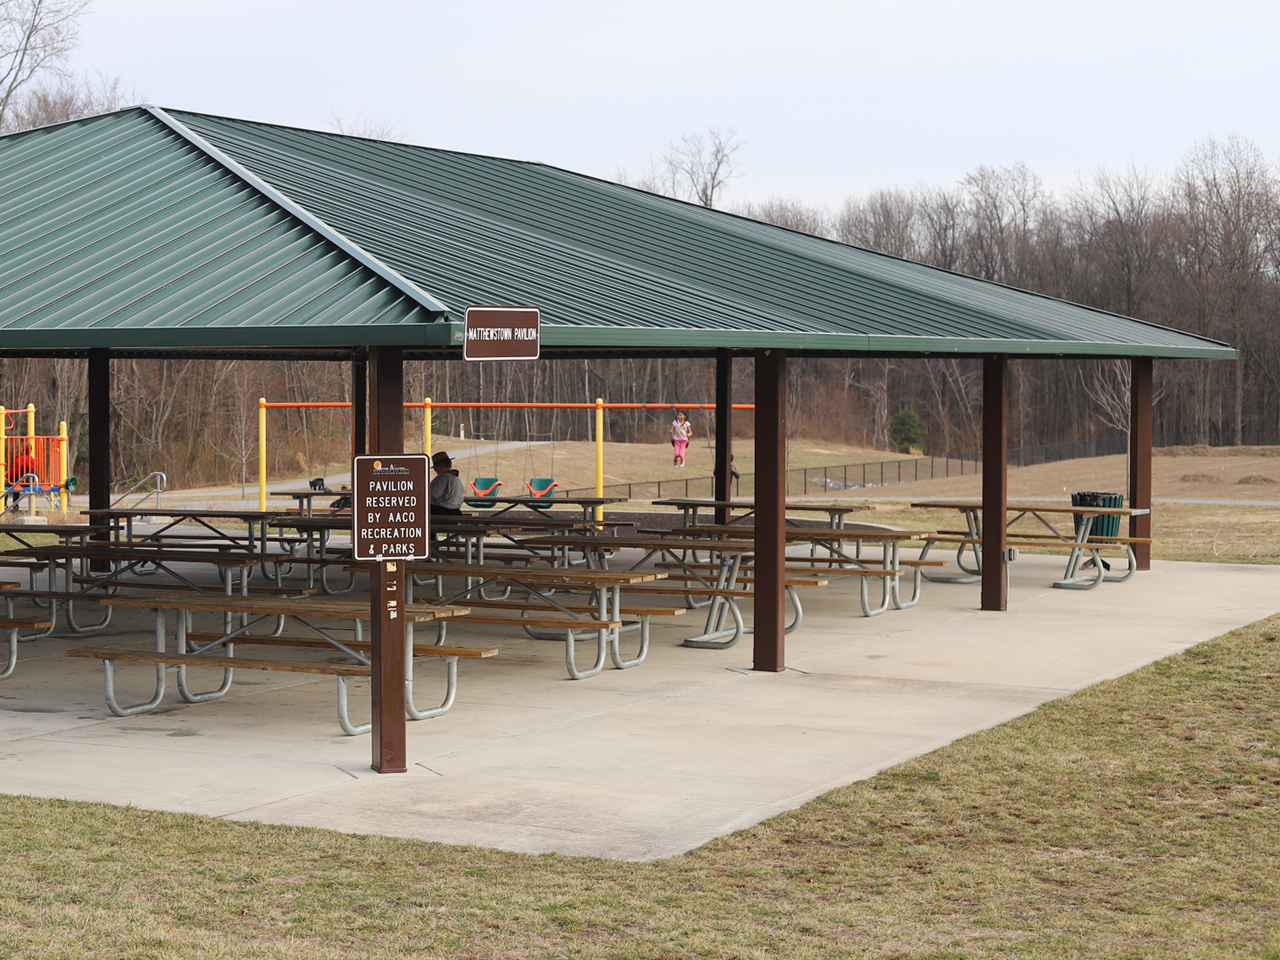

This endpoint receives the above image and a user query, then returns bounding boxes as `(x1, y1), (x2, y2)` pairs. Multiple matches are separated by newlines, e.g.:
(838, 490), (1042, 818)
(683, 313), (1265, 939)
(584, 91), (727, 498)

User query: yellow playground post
(59, 421), (69, 512)
(595, 398), (604, 522)
(258, 398), (267, 511)
(424, 397), (432, 458)
(0, 406), (6, 484)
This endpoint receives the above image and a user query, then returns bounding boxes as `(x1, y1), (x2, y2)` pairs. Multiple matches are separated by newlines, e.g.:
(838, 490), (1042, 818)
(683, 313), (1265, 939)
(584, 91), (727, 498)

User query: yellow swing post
(25, 404), (35, 518)
(59, 421), (69, 513)
(595, 397), (604, 524)
(423, 397), (432, 457)
(257, 398), (267, 511)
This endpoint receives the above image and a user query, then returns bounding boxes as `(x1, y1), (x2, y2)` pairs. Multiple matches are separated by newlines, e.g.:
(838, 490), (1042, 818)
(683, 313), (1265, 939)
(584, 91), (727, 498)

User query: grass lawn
(3, 615), (1279, 958)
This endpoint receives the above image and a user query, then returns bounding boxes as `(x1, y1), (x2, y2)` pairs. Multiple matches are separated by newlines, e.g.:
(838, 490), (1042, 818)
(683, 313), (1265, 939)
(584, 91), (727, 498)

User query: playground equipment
(257, 398), (755, 516)
(0, 405), (74, 518)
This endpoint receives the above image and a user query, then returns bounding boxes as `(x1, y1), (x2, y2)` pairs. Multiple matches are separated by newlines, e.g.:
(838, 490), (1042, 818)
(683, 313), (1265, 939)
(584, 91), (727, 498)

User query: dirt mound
(1237, 474), (1278, 485)
(1179, 473), (1224, 483)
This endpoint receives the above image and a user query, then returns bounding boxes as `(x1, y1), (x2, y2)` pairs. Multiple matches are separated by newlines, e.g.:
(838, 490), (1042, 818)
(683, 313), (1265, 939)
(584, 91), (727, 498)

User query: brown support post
(753, 348), (786, 672)
(88, 350), (111, 567)
(351, 355), (367, 458)
(981, 356), (1008, 612)
(367, 346), (406, 773)
(1129, 357), (1153, 571)
(714, 349), (733, 524)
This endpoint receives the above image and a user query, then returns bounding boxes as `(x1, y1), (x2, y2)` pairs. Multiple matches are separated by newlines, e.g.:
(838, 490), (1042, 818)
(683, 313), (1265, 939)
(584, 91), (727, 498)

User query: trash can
(1072, 491), (1123, 540)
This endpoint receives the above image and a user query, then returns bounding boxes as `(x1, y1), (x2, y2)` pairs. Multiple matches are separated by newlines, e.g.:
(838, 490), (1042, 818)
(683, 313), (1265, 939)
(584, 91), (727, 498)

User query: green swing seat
(466, 477), (502, 508)
(525, 477), (558, 508)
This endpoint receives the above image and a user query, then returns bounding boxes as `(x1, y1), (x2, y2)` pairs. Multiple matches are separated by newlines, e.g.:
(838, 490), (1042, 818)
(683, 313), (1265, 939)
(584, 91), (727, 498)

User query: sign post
(353, 454), (430, 773)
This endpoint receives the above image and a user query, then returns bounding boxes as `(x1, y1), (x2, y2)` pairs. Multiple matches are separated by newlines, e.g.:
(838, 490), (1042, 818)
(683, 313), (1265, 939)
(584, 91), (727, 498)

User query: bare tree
(326, 109), (404, 142)
(834, 188), (918, 258)
(2, 69), (129, 131)
(735, 196), (829, 236)
(0, 0), (90, 131)
(622, 127), (745, 208)
(1169, 136), (1278, 444)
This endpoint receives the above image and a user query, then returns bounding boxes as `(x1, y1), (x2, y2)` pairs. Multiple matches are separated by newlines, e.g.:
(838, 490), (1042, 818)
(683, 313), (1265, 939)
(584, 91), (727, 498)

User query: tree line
(1, 2), (1275, 488)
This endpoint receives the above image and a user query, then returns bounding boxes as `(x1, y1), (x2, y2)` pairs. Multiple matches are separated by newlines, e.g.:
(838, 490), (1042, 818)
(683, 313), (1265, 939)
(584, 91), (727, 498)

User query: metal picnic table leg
(174, 603), (236, 703)
(101, 608), (168, 717)
(608, 582), (648, 669)
(403, 620), (461, 720)
(682, 552), (745, 649)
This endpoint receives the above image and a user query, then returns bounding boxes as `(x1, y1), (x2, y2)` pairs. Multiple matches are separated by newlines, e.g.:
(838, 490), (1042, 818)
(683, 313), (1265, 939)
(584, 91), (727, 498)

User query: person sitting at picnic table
(429, 450), (466, 516)
(670, 410), (693, 467)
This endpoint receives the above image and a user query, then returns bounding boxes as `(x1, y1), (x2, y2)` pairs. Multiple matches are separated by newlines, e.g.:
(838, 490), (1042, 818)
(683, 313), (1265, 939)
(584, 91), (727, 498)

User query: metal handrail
(112, 471), (167, 509)
(2, 472), (42, 517)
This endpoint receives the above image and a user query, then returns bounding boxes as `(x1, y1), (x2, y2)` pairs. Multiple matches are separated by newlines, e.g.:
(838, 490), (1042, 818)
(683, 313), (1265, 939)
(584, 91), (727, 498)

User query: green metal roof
(0, 106), (1236, 359)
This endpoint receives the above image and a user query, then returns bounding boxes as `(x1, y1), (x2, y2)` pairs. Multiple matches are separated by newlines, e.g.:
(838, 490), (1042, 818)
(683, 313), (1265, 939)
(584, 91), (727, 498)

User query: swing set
(255, 398), (754, 513)
(459, 405), (558, 505)
(421, 400), (754, 515)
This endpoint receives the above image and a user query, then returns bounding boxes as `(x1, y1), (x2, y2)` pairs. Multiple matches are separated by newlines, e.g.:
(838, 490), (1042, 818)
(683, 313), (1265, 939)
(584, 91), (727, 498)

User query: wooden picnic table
(405, 558), (664, 678)
(77, 591), (474, 733)
(268, 514), (562, 592)
(269, 487), (348, 517)
(0, 521), (119, 548)
(652, 498), (874, 529)
(517, 533), (769, 648)
(82, 507), (286, 554)
(659, 523), (935, 616)
(463, 495), (628, 521)
(910, 500), (1152, 589)
(2, 541), (268, 637)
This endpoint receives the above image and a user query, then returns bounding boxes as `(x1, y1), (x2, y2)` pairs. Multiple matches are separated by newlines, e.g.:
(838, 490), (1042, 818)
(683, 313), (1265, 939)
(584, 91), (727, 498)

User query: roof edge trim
(538, 326), (1238, 359)
(142, 105), (453, 318)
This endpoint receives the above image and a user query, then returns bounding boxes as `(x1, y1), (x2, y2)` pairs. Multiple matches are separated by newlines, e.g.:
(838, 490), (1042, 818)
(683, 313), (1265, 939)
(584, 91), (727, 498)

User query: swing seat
(526, 478), (558, 508)
(466, 477), (502, 507)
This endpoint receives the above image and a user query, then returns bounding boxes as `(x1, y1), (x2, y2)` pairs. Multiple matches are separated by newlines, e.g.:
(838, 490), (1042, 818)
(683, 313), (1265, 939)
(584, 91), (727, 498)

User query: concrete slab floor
(0, 554), (1276, 861)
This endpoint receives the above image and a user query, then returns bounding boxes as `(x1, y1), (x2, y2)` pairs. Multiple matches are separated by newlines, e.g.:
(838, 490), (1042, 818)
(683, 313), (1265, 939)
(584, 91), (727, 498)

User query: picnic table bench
(0, 579), (52, 681)
(911, 500), (1152, 589)
(69, 592), (476, 735)
(657, 524), (934, 615)
(2, 542), (270, 635)
(516, 534), (773, 649)
(402, 560), (664, 678)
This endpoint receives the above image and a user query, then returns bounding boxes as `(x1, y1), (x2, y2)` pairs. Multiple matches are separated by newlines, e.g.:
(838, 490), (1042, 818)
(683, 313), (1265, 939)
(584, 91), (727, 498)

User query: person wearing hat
(429, 451), (466, 516)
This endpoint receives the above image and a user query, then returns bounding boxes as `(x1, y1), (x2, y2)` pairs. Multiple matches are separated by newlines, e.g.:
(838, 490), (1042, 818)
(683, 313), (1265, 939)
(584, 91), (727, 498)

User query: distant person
(429, 450), (465, 516)
(670, 411), (693, 467)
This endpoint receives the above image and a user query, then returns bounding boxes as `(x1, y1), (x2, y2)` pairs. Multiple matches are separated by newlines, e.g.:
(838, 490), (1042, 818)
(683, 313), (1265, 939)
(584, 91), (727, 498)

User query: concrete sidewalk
(0, 555), (1275, 861)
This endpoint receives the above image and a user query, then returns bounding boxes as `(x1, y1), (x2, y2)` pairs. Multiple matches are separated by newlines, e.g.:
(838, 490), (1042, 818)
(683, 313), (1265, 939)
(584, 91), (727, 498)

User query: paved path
(0, 554), (1275, 861)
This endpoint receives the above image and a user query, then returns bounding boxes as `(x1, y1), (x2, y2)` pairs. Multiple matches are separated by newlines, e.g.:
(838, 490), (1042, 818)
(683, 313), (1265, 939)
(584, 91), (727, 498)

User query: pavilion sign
(352, 455), (430, 561)
(464, 305), (540, 361)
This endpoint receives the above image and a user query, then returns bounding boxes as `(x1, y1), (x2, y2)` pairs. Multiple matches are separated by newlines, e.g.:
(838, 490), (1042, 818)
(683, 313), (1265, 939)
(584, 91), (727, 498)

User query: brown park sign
(352, 455), (430, 561)
(464, 305), (540, 361)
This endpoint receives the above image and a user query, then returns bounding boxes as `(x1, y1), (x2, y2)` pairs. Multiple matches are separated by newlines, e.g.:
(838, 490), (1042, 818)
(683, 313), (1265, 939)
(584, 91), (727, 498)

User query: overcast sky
(67, 0), (1280, 209)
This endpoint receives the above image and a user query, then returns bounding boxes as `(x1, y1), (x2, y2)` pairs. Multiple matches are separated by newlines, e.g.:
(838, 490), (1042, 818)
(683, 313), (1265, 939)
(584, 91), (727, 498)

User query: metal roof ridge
(142, 105), (451, 318)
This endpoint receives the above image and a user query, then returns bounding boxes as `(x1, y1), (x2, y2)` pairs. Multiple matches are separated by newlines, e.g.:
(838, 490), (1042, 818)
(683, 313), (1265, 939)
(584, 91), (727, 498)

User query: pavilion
(0, 106), (1235, 769)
